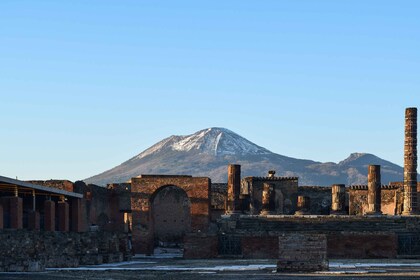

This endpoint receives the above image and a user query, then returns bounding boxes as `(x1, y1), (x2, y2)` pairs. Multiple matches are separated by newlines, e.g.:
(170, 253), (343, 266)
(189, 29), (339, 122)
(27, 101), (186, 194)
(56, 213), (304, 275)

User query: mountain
(84, 127), (407, 186)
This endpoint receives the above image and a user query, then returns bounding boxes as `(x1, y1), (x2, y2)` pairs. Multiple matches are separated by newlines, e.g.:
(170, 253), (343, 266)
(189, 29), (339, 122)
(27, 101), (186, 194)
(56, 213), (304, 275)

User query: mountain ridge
(84, 127), (408, 186)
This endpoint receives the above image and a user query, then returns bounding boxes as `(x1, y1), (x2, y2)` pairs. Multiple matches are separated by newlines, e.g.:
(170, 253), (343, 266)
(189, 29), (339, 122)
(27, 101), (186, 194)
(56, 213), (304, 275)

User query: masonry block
(44, 200), (55, 231)
(183, 234), (218, 259)
(10, 197), (23, 229)
(58, 201), (69, 232)
(277, 233), (328, 272)
(71, 198), (84, 232)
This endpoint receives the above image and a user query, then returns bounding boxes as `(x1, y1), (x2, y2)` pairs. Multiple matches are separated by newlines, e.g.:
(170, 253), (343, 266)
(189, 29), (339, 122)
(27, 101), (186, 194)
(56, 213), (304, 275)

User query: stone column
(226, 164), (241, 214)
(403, 107), (418, 215)
(71, 198), (84, 232)
(44, 200), (56, 231)
(366, 165), (382, 215)
(10, 197), (23, 229)
(261, 183), (274, 215)
(295, 196), (310, 215)
(331, 184), (346, 215)
(58, 201), (69, 232)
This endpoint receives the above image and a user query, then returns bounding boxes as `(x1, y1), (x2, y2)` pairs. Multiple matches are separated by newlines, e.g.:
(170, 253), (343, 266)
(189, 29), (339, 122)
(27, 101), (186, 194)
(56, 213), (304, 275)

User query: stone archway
(151, 185), (191, 248)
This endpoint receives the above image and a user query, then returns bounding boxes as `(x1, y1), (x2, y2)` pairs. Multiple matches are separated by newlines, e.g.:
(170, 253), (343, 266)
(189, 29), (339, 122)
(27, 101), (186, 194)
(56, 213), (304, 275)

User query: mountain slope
(84, 127), (407, 186)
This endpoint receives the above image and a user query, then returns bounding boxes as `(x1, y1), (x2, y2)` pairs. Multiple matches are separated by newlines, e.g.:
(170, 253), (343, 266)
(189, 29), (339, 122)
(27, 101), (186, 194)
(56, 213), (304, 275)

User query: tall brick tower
(403, 107), (417, 215)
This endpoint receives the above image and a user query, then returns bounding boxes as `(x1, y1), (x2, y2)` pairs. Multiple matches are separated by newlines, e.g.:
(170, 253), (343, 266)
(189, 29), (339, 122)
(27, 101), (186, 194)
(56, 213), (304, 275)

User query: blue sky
(1, 1), (419, 181)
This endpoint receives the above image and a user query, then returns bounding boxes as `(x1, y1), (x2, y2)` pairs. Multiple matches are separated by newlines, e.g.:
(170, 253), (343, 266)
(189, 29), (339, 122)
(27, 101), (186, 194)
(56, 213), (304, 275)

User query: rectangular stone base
(277, 234), (328, 272)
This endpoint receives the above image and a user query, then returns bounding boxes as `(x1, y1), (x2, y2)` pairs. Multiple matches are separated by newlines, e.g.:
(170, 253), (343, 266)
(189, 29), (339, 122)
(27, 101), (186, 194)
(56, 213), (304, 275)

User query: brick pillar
(28, 211), (40, 230)
(10, 197), (23, 229)
(227, 164), (241, 214)
(44, 200), (56, 231)
(331, 184), (346, 215)
(366, 165), (382, 215)
(295, 196), (310, 215)
(0, 204), (3, 229)
(57, 201), (69, 232)
(71, 198), (84, 232)
(261, 183), (274, 215)
(403, 107), (417, 215)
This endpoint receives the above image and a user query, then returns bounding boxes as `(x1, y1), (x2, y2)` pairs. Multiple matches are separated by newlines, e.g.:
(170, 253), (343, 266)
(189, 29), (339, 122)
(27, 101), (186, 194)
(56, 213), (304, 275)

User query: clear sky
(1, 1), (419, 181)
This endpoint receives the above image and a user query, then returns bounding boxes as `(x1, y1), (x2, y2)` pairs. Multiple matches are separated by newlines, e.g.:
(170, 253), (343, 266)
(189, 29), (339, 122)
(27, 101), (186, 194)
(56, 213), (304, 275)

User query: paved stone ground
(1, 257), (420, 280)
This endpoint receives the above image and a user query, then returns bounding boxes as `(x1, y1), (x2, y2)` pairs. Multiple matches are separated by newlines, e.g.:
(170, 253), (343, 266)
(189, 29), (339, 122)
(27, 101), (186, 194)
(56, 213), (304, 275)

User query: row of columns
(225, 108), (417, 216)
(226, 164), (385, 216)
(329, 165), (382, 216)
(0, 195), (83, 232)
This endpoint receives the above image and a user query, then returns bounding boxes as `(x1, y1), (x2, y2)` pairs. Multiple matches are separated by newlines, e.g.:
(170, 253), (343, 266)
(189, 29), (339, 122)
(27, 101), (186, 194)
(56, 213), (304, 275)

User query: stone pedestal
(277, 234), (328, 272)
(295, 196), (310, 215)
(28, 211), (40, 230)
(331, 184), (346, 215)
(10, 197), (23, 229)
(403, 107), (417, 215)
(58, 201), (69, 232)
(366, 165), (382, 215)
(44, 200), (55, 231)
(260, 183), (274, 215)
(226, 164), (241, 214)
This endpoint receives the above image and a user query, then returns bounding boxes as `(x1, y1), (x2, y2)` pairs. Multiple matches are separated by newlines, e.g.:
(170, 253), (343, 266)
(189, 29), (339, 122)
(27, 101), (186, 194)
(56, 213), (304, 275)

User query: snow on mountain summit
(136, 127), (271, 159)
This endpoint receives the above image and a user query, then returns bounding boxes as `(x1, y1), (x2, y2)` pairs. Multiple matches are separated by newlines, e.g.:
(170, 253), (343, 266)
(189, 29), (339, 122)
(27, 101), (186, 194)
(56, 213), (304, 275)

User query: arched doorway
(151, 185), (191, 248)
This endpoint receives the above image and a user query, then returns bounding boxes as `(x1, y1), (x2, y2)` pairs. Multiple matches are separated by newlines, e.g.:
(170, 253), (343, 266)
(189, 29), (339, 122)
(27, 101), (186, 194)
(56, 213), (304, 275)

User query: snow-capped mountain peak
(136, 127), (271, 159)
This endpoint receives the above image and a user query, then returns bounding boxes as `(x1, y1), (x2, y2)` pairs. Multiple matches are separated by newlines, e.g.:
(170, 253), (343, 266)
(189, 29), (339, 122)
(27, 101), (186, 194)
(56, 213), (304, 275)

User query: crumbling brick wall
(349, 185), (400, 215)
(130, 175), (211, 254)
(242, 177), (298, 215)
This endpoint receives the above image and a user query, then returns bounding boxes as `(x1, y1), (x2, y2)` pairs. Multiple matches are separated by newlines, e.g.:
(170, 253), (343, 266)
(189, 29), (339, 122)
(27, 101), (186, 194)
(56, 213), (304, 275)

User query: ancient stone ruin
(0, 107), (419, 272)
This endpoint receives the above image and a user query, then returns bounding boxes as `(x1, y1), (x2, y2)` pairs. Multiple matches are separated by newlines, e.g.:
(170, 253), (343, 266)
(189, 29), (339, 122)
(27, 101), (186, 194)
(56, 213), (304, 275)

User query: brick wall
(0, 229), (131, 272)
(277, 234), (328, 272)
(242, 236), (278, 258)
(130, 175), (211, 254)
(298, 186), (333, 215)
(183, 233), (218, 259)
(349, 186), (401, 215)
(327, 232), (397, 258)
(243, 177), (298, 215)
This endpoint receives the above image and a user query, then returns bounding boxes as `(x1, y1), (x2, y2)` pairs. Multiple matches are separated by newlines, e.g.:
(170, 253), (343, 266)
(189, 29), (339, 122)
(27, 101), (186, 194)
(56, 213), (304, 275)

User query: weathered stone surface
(299, 186), (333, 215)
(331, 184), (346, 214)
(183, 233), (218, 259)
(0, 230), (131, 272)
(9, 197), (22, 229)
(277, 233), (328, 272)
(295, 196), (310, 215)
(227, 164), (241, 214)
(242, 236), (278, 258)
(366, 165), (382, 215)
(243, 176), (298, 215)
(260, 183), (274, 215)
(349, 185), (399, 215)
(130, 175), (211, 254)
(44, 200), (55, 231)
(327, 232), (397, 258)
(26, 180), (74, 192)
(403, 107), (418, 215)
(58, 201), (69, 232)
